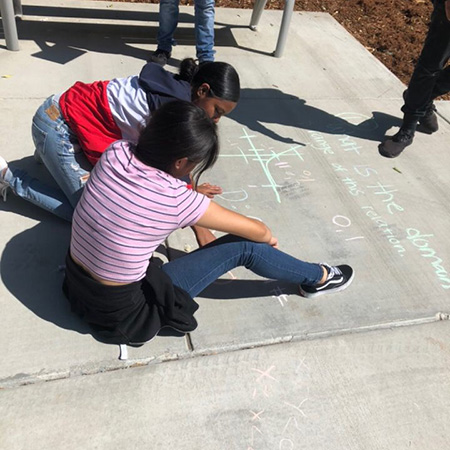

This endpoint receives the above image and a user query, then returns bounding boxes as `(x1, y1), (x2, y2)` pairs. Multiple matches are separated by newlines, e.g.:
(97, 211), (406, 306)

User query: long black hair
(133, 100), (219, 186)
(176, 58), (240, 103)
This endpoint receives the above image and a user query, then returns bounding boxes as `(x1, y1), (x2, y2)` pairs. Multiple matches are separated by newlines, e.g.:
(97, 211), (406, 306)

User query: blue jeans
(157, 0), (216, 62)
(6, 166), (73, 220)
(161, 235), (323, 297)
(7, 96), (92, 221)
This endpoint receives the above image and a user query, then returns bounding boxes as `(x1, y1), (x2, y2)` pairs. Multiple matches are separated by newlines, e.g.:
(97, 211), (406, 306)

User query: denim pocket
(31, 121), (48, 157)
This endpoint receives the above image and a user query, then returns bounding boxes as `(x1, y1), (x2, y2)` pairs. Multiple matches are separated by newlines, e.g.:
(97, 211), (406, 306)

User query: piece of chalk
(393, 167), (402, 174)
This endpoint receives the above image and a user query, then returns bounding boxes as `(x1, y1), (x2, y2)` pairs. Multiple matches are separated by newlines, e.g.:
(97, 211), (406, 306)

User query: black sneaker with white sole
(300, 263), (354, 298)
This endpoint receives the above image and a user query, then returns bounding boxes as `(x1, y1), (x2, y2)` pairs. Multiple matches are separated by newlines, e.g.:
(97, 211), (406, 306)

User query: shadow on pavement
(14, 4), (257, 65)
(0, 219), (90, 334)
(229, 88), (403, 146)
(0, 220), (190, 342)
(200, 278), (300, 300)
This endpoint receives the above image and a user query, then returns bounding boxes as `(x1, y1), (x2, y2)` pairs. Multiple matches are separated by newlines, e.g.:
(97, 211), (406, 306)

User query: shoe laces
(321, 263), (341, 280)
(424, 103), (436, 116)
(393, 130), (414, 143)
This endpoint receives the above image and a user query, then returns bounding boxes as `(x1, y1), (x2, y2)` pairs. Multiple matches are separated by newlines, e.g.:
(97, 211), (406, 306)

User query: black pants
(402, 0), (450, 118)
(63, 253), (198, 345)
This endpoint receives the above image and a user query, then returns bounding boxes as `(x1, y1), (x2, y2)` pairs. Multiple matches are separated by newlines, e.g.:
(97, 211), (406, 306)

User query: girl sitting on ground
(63, 100), (354, 346)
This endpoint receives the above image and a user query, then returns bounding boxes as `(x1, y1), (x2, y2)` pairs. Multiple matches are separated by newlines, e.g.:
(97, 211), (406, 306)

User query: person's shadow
(0, 218), (89, 334)
(229, 88), (402, 146)
(10, 4), (243, 66)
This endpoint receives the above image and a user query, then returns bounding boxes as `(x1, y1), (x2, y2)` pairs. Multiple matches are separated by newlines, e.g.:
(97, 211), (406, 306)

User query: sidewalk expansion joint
(1, 312), (448, 390)
(437, 110), (450, 127)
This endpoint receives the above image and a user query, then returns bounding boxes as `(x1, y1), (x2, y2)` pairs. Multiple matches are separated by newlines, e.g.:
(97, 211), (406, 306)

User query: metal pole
(13, 0), (22, 16)
(249, 0), (268, 31)
(0, 0), (20, 51)
(273, 0), (295, 58)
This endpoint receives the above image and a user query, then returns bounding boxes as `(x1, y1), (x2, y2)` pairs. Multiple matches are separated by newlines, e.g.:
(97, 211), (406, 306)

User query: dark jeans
(402, 0), (450, 118)
(161, 235), (323, 298)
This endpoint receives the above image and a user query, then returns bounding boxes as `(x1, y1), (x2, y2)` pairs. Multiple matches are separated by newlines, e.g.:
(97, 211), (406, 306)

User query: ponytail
(175, 58), (199, 83)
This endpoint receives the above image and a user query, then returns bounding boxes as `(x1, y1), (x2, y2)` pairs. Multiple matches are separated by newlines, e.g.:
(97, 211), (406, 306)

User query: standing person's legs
(380, 1), (450, 158)
(161, 235), (353, 298)
(403, 1), (450, 118)
(32, 95), (92, 213)
(431, 65), (450, 99)
(151, 0), (180, 65)
(194, 0), (215, 63)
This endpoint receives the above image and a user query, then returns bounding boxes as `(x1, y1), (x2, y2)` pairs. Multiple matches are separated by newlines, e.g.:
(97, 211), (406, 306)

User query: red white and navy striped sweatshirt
(59, 63), (191, 165)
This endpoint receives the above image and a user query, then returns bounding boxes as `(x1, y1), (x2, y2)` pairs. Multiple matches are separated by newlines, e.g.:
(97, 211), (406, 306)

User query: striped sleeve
(174, 185), (211, 229)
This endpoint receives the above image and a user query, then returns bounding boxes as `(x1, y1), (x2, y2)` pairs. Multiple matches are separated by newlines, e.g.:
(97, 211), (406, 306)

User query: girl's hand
(196, 183), (223, 198)
(192, 226), (216, 247)
(268, 236), (279, 249)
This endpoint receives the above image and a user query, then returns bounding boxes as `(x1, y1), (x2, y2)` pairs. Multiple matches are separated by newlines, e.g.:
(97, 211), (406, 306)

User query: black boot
(402, 89), (438, 134)
(417, 104), (439, 134)
(379, 114), (417, 158)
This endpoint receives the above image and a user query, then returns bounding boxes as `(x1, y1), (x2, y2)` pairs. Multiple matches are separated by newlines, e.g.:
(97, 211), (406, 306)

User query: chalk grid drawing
(219, 128), (309, 204)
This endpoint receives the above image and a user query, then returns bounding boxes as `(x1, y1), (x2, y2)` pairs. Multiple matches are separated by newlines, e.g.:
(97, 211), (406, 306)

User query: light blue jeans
(157, 0), (216, 62)
(7, 95), (92, 221)
(161, 235), (323, 297)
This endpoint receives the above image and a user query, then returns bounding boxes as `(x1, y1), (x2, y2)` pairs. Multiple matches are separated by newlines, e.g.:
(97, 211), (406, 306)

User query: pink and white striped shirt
(70, 140), (210, 283)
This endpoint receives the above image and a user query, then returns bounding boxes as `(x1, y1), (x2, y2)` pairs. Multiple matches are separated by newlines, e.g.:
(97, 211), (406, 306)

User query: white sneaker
(0, 156), (11, 201)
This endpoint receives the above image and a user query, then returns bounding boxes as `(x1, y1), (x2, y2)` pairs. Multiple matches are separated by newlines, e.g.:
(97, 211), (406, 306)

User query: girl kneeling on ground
(0, 59), (238, 221)
(63, 101), (354, 345)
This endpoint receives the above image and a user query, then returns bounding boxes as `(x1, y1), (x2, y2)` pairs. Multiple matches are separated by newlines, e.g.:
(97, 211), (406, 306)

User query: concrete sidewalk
(1, 321), (449, 449)
(1, 1), (450, 448)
